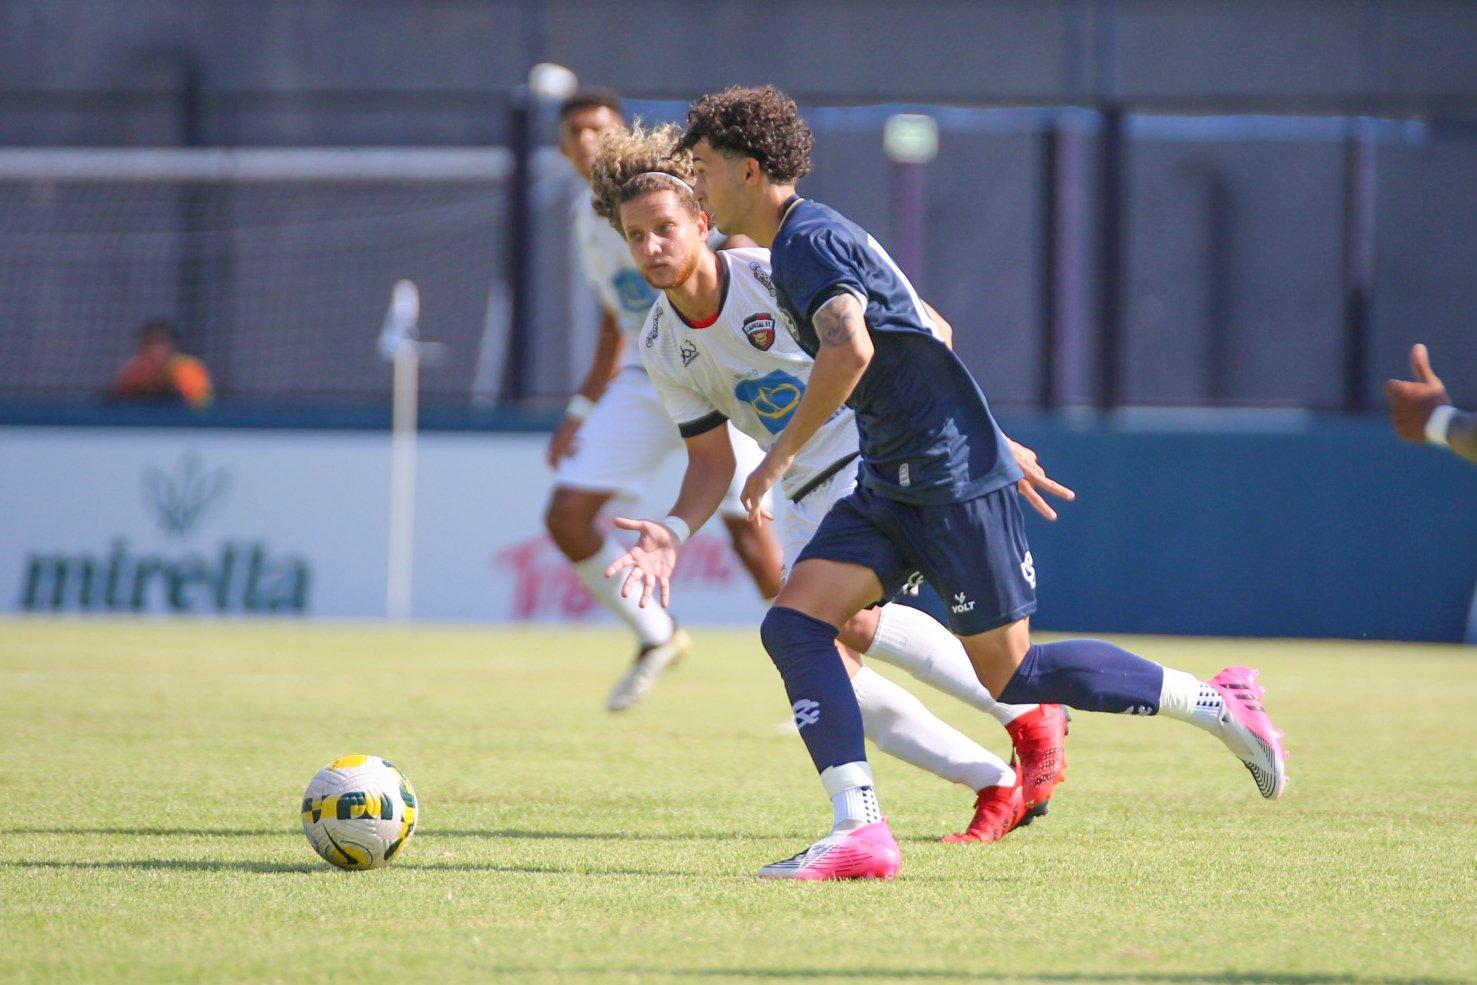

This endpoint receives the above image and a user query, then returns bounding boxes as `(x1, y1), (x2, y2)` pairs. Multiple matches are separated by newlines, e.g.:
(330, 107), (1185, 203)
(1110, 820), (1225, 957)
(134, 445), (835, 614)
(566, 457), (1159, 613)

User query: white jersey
(640, 247), (861, 501)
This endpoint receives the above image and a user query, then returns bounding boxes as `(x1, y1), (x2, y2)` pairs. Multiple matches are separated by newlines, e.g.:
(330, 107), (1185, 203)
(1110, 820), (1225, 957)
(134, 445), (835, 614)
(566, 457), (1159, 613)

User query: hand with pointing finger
(1007, 438), (1076, 522)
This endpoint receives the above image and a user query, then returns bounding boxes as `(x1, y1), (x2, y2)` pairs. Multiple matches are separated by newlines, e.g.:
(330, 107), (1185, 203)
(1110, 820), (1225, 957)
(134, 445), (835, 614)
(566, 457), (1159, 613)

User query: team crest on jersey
(742, 312), (777, 351)
(679, 339), (699, 367)
(748, 262), (776, 298)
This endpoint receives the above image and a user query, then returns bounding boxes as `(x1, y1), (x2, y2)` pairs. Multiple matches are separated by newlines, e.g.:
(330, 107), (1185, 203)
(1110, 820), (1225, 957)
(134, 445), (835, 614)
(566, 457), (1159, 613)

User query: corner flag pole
(382, 279), (420, 622)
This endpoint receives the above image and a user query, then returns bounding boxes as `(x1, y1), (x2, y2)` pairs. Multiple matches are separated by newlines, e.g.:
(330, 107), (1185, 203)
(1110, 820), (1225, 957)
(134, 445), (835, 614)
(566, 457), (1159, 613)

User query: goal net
(0, 147), (589, 407)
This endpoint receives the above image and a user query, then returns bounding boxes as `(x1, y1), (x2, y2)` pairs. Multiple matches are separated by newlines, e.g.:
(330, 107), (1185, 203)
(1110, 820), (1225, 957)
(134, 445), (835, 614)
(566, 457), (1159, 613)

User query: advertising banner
(0, 427), (771, 625)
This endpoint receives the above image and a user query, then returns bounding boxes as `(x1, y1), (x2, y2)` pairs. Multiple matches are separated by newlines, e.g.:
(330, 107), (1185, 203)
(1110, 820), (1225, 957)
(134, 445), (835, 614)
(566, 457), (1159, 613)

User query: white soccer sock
(571, 539), (676, 647)
(865, 602), (1038, 726)
(852, 666), (1014, 792)
(1156, 667), (1225, 735)
(820, 762), (882, 830)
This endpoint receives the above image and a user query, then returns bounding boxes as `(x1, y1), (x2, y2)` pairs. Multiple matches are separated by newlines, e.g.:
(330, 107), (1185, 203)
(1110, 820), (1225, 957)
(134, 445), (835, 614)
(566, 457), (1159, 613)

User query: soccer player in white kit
(542, 89), (783, 711)
(587, 123), (1073, 842)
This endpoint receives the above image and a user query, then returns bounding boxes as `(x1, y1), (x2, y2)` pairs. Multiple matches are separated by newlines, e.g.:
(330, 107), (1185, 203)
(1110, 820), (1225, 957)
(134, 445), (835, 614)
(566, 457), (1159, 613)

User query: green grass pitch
(1, 619), (1473, 984)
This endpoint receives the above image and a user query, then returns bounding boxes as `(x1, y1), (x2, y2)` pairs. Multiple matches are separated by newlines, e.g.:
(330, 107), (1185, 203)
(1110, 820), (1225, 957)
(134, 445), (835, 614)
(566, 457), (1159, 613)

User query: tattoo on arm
(814, 294), (864, 347)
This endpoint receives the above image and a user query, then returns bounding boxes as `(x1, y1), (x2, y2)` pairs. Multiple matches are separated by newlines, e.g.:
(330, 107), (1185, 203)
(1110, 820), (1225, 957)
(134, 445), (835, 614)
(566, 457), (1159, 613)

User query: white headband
(629, 171), (695, 196)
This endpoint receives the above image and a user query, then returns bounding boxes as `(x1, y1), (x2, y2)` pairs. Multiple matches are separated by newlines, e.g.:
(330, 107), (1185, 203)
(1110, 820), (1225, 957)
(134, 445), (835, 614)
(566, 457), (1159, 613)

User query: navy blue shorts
(795, 482), (1038, 636)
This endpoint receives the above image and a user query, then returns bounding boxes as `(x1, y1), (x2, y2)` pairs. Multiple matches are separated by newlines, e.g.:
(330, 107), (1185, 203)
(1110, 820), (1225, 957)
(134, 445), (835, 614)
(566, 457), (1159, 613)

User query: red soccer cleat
(1005, 703), (1069, 809)
(942, 778), (1027, 844)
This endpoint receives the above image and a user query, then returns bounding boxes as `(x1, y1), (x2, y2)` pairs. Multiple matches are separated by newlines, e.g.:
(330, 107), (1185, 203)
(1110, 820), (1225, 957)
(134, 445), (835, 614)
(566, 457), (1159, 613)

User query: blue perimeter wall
(3, 406), (1473, 642)
(997, 413), (1477, 644)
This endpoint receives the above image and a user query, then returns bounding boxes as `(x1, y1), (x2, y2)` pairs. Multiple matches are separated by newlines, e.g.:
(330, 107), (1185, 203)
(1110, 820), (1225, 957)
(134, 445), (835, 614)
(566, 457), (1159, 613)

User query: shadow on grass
(0, 859), (317, 874)
(490, 969), (1459, 985)
(392, 862), (1004, 884)
(13, 827), (1017, 845)
(426, 828), (735, 842)
(12, 826), (755, 842)
(15, 827), (286, 838)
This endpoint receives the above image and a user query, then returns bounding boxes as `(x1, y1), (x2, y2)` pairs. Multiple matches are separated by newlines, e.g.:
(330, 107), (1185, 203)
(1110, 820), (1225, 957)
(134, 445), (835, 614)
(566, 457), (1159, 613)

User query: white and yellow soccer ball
(301, 755), (418, 870)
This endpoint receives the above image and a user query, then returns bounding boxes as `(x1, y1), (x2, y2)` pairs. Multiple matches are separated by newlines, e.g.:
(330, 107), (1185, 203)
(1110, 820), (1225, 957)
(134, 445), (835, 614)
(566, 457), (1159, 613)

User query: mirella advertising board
(0, 426), (770, 624)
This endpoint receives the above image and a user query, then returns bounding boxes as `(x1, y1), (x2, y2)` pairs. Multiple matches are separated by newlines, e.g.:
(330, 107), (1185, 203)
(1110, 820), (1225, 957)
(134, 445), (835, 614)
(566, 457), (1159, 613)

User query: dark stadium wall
(5, 1), (1475, 102)
(996, 414), (1477, 644)
(1, 0), (1474, 410)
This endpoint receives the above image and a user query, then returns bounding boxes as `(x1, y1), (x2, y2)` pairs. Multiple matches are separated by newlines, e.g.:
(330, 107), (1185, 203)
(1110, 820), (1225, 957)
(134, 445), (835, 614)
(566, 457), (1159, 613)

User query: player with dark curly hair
(676, 85), (814, 184)
(592, 121), (1088, 847)
(670, 85), (1289, 880)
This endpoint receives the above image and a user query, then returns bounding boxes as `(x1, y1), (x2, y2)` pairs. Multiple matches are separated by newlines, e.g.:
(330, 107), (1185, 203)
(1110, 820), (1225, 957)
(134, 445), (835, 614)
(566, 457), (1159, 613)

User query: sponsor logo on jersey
(644, 307), (661, 347)
(734, 370), (805, 434)
(748, 261), (776, 298)
(951, 592), (976, 614)
(679, 339), (699, 367)
(742, 312), (777, 351)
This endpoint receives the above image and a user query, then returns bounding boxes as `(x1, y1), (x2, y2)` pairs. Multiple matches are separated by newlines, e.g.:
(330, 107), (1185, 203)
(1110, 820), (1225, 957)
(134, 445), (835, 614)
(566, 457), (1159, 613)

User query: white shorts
(779, 456), (861, 580)
(554, 367), (765, 518)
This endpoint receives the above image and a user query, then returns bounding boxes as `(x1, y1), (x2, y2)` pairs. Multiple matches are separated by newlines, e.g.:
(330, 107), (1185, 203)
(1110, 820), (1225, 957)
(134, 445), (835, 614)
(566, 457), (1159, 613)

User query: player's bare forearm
(575, 310), (625, 401)
(771, 294), (873, 461)
(668, 426), (738, 533)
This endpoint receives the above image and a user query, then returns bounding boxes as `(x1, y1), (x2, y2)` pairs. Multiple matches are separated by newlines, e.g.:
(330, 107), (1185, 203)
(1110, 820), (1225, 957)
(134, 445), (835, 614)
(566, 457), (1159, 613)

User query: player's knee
(837, 608), (880, 653)
(543, 494), (596, 557)
(961, 626), (1032, 697)
(760, 606), (840, 670)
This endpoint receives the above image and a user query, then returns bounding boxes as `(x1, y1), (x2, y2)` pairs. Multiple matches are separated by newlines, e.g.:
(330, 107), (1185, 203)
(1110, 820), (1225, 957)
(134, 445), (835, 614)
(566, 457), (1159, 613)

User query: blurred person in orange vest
(111, 319), (213, 407)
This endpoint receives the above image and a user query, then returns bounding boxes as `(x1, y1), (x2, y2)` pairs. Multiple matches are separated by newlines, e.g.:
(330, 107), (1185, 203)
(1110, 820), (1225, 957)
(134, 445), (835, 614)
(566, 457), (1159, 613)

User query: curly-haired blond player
(541, 88), (783, 711)
(664, 85), (1288, 880)
(591, 123), (1080, 844)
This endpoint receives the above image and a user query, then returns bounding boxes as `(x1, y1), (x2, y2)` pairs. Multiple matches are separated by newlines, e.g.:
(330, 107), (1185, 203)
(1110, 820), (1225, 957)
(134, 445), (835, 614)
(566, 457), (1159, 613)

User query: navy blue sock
(759, 606), (868, 773)
(998, 639), (1165, 715)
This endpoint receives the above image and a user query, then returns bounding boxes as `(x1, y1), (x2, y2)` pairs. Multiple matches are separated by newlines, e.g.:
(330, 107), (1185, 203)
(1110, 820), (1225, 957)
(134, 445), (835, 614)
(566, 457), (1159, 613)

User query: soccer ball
(300, 755), (419, 870)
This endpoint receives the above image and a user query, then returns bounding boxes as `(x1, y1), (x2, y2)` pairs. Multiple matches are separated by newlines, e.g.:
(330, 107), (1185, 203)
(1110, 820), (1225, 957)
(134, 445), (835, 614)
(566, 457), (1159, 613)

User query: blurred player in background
(589, 123), (1071, 842)
(679, 85), (1289, 880)
(541, 87), (783, 711)
(1385, 344), (1476, 463)
(110, 318), (213, 408)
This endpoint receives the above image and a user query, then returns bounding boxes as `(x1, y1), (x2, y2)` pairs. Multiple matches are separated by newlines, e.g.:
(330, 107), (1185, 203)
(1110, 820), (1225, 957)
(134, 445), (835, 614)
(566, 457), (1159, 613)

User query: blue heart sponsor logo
(734, 370), (805, 434)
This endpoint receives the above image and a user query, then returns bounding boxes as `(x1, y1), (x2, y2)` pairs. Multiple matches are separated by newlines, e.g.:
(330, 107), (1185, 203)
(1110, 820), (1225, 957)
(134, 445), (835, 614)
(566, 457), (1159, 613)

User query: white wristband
(660, 515), (691, 545)
(565, 394), (596, 421)
(1425, 405), (1456, 447)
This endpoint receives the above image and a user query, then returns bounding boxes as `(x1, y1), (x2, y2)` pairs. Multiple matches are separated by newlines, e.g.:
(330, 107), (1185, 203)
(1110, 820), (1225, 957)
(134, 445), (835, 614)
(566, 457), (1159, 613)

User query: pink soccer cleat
(1209, 666), (1288, 800)
(756, 820), (901, 881)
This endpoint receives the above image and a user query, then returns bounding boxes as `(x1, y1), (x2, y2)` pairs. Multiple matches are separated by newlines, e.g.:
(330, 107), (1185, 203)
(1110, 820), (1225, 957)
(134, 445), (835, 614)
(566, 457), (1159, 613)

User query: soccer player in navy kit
(678, 86), (1290, 880)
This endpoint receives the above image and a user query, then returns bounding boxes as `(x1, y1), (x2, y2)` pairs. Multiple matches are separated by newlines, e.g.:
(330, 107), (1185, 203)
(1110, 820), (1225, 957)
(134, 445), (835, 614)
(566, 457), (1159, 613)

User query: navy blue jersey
(769, 198), (1021, 505)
